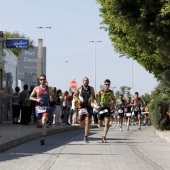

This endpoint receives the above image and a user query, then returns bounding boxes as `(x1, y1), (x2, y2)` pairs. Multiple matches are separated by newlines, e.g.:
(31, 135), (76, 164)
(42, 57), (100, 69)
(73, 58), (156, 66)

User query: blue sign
(6, 39), (29, 49)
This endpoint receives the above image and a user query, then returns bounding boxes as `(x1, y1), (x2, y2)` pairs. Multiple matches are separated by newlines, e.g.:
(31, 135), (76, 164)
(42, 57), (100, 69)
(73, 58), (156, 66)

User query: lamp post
(37, 26), (52, 46)
(131, 59), (134, 97)
(65, 61), (68, 91)
(89, 40), (101, 93)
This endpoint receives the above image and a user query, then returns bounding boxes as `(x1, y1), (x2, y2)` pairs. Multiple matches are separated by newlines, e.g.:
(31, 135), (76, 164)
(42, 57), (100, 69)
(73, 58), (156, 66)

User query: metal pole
(131, 59), (133, 97)
(65, 61), (68, 91)
(37, 39), (43, 78)
(37, 27), (52, 47)
(94, 42), (96, 93)
(0, 36), (3, 122)
(89, 41), (101, 93)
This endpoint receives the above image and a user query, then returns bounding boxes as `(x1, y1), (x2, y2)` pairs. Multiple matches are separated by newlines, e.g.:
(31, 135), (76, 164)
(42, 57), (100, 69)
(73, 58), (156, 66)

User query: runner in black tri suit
(73, 77), (99, 143)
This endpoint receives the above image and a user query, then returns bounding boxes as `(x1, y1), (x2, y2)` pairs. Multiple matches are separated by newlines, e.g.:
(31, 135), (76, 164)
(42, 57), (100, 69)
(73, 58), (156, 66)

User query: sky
(0, 0), (158, 95)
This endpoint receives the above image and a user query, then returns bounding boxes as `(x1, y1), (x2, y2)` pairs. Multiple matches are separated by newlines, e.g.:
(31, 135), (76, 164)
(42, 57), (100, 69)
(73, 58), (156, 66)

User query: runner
(73, 77), (98, 143)
(97, 79), (114, 143)
(124, 97), (132, 130)
(130, 92), (144, 130)
(116, 94), (125, 131)
(29, 74), (52, 145)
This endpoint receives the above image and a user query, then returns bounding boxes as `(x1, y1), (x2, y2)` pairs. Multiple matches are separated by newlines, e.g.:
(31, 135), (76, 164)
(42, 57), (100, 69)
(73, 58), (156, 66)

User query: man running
(116, 94), (125, 131)
(124, 97), (132, 130)
(73, 77), (98, 143)
(130, 92), (144, 130)
(29, 74), (51, 145)
(97, 79), (114, 143)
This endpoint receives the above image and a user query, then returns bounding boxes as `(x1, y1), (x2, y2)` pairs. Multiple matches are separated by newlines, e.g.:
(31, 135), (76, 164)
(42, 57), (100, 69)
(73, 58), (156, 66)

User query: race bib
(134, 107), (139, 111)
(79, 108), (88, 115)
(124, 108), (127, 113)
(126, 113), (131, 117)
(99, 109), (108, 114)
(36, 106), (47, 113)
(118, 109), (123, 113)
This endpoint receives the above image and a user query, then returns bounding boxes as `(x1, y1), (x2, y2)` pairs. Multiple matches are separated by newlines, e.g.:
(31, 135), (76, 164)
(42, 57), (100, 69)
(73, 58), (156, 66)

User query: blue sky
(0, 0), (158, 95)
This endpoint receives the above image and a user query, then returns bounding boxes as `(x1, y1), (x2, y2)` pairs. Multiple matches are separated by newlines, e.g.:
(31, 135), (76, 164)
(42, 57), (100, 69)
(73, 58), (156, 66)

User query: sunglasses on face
(105, 84), (110, 86)
(39, 79), (46, 81)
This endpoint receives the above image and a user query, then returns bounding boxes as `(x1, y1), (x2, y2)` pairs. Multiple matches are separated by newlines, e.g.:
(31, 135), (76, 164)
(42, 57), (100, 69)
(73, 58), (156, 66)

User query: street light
(89, 40), (102, 93)
(37, 26), (52, 46)
(131, 59), (134, 97)
(65, 61), (68, 91)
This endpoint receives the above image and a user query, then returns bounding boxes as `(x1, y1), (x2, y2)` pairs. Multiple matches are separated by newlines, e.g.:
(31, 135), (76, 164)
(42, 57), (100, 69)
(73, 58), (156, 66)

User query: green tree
(96, 0), (170, 79)
(3, 31), (34, 59)
(141, 93), (151, 104)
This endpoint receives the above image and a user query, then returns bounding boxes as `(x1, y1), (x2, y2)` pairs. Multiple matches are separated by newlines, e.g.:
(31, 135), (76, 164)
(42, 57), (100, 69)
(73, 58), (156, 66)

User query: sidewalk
(0, 121), (170, 152)
(156, 129), (170, 143)
(0, 121), (95, 152)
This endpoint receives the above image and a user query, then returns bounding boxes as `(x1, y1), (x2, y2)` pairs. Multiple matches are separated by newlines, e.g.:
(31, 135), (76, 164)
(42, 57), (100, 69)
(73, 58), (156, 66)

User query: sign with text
(6, 39), (29, 49)
(17, 46), (46, 80)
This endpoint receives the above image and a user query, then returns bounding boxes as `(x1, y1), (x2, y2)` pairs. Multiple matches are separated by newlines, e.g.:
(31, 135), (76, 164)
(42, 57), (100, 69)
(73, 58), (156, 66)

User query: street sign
(70, 80), (77, 90)
(5, 39), (29, 49)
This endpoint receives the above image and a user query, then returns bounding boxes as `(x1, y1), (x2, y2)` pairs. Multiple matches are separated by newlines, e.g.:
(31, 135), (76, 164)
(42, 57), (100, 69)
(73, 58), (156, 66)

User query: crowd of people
(9, 74), (151, 145)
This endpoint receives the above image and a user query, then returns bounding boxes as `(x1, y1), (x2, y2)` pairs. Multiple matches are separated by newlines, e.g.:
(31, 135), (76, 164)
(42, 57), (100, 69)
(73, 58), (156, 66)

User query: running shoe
(120, 128), (123, 131)
(83, 137), (89, 143)
(138, 127), (141, 130)
(127, 128), (129, 131)
(102, 136), (107, 143)
(40, 138), (45, 145)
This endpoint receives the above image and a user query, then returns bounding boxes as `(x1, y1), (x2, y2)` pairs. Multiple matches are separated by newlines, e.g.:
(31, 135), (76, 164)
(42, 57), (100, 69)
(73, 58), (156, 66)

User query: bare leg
(42, 117), (48, 136)
(138, 113), (141, 130)
(84, 118), (90, 137)
(104, 118), (109, 137)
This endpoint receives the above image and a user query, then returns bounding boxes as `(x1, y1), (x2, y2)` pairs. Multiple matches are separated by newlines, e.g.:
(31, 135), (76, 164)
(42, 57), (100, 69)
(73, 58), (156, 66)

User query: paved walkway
(0, 121), (170, 152)
(0, 121), (83, 152)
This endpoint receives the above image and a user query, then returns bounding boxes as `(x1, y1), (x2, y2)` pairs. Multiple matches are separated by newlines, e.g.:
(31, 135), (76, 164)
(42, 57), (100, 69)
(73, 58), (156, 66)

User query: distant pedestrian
(48, 95), (55, 125)
(53, 89), (62, 124)
(20, 84), (31, 125)
(12, 87), (21, 124)
(29, 85), (36, 122)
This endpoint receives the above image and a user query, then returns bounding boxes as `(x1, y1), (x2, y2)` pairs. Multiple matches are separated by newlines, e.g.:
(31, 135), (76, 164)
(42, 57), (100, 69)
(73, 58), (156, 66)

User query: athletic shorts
(125, 113), (132, 119)
(35, 107), (49, 120)
(78, 107), (92, 121)
(98, 108), (111, 121)
(134, 111), (141, 117)
(118, 113), (124, 118)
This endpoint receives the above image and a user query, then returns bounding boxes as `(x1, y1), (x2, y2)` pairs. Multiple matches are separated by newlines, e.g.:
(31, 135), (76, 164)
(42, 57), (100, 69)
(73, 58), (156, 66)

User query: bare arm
(29, 87), (40, 103)
(73, 86), (81, 103)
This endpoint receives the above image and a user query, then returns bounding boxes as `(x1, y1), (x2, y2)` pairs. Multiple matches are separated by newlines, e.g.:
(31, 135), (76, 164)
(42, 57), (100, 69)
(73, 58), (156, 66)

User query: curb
(156, 129), (170, 143)
(0, 124), (98, 152)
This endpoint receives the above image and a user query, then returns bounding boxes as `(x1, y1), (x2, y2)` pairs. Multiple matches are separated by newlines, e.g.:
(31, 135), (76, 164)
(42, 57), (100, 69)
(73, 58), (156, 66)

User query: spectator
(20, 84), (31, 125)
(53, 89), (62, 124)
(48, 95), (55, 125)
(12, 87), (21, 124)
(29, 85), (36, 122)
(61, 91), (70, 125)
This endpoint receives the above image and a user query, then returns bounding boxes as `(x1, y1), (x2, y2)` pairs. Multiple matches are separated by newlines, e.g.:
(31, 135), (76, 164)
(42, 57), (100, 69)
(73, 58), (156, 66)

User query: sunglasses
(105, 84), (110, 86)
(39, 79), (46, 81)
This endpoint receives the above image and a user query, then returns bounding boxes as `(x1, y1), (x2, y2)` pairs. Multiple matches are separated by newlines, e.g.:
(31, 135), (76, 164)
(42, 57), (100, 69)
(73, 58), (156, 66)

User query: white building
(3, 49), (18, 91)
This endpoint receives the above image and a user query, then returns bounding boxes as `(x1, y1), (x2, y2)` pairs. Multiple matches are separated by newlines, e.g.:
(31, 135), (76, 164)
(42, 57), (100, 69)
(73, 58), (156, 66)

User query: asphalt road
(0, 125), (170, 170)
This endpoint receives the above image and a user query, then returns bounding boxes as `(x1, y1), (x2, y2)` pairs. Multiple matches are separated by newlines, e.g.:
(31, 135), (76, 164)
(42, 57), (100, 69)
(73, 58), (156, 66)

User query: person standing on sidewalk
(20, 84), (31, 125)
(12, 86), (21, 124)
(29, 74), (51, 145)
(73, 77), (99, 143)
